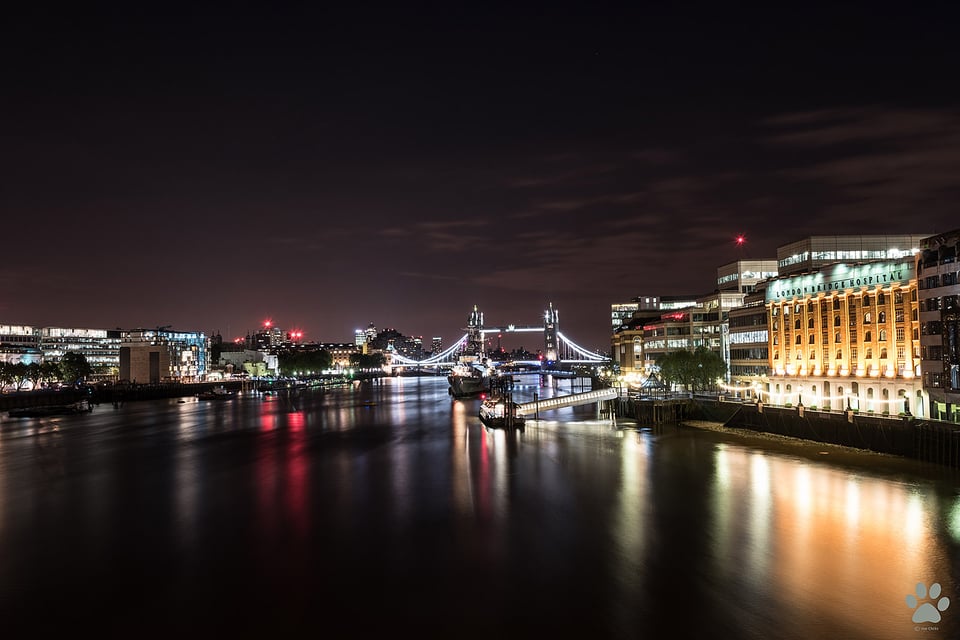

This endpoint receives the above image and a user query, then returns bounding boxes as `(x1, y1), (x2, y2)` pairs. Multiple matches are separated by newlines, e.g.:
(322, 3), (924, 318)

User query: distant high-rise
(432, 336), (442, 354)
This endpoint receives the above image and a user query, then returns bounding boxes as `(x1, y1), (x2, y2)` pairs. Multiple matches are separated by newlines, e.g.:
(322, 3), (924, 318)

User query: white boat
(478, 396), (524, 429)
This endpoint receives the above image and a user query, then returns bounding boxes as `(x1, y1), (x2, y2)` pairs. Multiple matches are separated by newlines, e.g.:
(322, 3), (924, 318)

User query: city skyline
(4, 5), (960, 350)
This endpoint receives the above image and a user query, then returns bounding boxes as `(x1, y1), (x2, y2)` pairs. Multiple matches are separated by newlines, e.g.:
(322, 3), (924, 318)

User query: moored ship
(448, 304), (492, 398)
(447, 358), (491, 398)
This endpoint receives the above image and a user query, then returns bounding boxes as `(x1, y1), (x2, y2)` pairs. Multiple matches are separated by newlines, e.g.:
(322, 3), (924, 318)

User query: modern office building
(765, 257), (922, 415)
(39, 327), (122, 374)
(917, 229), (960, 423)
(777, 234), (929, 277)
(727, 289), (770, 391)
(611, 295), (703, 329)
(639, 291), (745, 367)
(0, 324), (40, 349)
(0, 324), (120, 379)
(119, 328), (208, 384)
(717, 260), (778, 293)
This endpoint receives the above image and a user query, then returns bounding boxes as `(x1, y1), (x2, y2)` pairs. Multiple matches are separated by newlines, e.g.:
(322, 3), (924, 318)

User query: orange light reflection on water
(712, 445), (953, 637)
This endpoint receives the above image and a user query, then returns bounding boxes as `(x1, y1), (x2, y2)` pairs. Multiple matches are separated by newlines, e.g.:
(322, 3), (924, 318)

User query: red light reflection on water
(286, 411), (309, 538)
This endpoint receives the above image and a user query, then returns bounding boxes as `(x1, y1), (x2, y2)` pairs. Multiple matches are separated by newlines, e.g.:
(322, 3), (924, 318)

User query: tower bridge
(390, 303), (609, 369)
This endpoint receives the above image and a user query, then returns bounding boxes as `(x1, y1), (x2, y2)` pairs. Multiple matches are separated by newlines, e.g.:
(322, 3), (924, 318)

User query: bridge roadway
(515, 387), (618, 417)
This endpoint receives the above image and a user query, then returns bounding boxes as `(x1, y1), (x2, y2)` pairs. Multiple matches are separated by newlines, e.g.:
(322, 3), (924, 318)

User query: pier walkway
(516, 388), (618, 417)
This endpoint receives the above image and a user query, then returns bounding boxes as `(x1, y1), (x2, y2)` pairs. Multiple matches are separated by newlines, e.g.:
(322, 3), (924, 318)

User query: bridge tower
(544, 302), (559, 362)
(462, 304), (485, 358)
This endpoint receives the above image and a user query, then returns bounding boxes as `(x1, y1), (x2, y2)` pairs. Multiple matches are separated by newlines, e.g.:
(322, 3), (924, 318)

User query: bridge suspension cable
(391, 334), (468, 366)
(556, 332), (608, 362)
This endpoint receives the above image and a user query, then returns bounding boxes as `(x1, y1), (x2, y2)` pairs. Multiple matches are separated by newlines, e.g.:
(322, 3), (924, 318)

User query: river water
(0, 375), (958, 639)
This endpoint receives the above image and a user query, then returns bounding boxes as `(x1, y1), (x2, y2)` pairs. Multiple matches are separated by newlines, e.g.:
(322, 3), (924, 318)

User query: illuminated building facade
(917, 230), (960, 423)
(611, 319), (646, 375)
(640, 291), (745, 368)
(727, 290), (770, 391)
(765, 259), (923, 415)
(119, 328), (208, 383)
(777, 234), (928, 276)
(39, 327), (121, 374)
(611, 295), (702, 329)
(321, 343), (361, 369)
(717, 260), (778, 293)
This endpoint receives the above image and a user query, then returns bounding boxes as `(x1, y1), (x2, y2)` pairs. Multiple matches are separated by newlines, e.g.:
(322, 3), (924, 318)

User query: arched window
(864, 312), (872, 324)
(865, 331), (872, 342)
(808, 317), (815, 329)
(833, 298), (841, 310)
(864, 295), (872, 306)
(774, 351), (779, 360)
(879, 329), (887, 341)
(877, 292), (885, 305)
(880, 348), (888, 359)
(878, 311), (886, 323)
(835, 332), (842, 343)
(809, 334), (816, 344)
(773, 320), (779, 331)
(773, 335), (779, 345)
(795, 318), (802, 330)
(796, 335), (802, 344)
(836, 350), (843, 360)
(834, 315), (841, 327)
(796, 351), (803, 360)
(866, 348), (873, 359)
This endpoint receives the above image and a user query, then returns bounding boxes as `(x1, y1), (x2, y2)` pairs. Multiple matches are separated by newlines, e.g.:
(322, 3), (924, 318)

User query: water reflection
(0, 377), (958, 638)
(712, 445), (955, 638)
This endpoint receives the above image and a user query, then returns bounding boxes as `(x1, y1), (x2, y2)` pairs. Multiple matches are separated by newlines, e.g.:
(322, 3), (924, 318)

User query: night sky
(4, 5), (960, 352)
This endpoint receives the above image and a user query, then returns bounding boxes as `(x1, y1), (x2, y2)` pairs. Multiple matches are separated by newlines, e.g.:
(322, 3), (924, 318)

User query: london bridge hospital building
(766, 258), (923, 416)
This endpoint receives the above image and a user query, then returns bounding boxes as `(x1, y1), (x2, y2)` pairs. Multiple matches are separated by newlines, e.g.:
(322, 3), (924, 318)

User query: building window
(878, 311), (886, 323)
(796, 335), (802, 345)
(864, 295), (872, 306)
(895, 291), (904, 304)
(877, 292), (886, 305)
(808, 317), (815, 329)
(896, 309), (905, 323)
(836, 350), (843, 360)
(795, 318), (802, 330)
(834, 315), (841, 327)
(865, 331), (872, 342)
(879, 329), (887, 341)
(896, 327), (904, 341)
(851, 347), (858, 360)
(864, 312), (872, 324)
(880, 348), (888, 359)
(833, 297), (841, 310)
(866, 348), (873, 360)
(835, 332), (841, 343)
(809, 334), (816, 344)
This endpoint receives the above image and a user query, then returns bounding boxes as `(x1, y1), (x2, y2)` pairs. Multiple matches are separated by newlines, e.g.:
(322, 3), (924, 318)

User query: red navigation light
(480, 393), (487, 399)
(735, 234), (746, 246)
(264, 319), (272, 328)
(233, 337), (242, 344)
